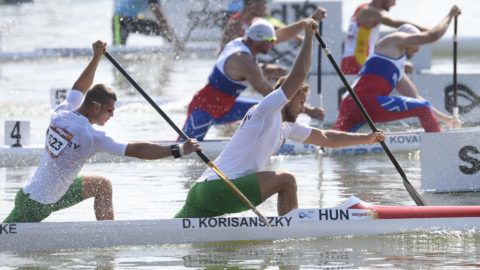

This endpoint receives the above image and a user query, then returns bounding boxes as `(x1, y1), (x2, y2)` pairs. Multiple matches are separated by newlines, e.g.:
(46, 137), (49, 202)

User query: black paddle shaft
(104, 52), (209, 164)
(317, 21), (323, 95)
(314, 32), (426, 206)
(453, 16), (458, 109)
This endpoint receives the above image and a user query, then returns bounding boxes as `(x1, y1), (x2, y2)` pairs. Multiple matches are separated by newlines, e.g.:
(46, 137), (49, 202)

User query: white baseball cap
(246, 18), (276, 42)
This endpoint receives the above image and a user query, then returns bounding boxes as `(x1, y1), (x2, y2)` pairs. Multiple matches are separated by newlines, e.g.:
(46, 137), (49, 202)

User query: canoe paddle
(104, 52), (271, 225)
(310, 20), (324, 129)
(317, 20), (323, 121)
(452, 16), (459, 121)
(313, 31), (426, 206)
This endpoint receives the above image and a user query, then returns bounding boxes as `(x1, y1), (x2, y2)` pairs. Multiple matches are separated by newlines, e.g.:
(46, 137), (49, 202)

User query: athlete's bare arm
(304, 129), (384, 147)
(225, 52), (273, 96)
(357, 8), (383, 28)
(357, 7), (427, 31)
(275, 7), (326, 43)
(125, 139), (201, 160)
(396, 75), (423, 99)
(385, 5), (461, 48)
(72, 41), (105, 94)
(380, 13), (427, 31)
(280, 18), (316, 100)
(303, 106), (325, 121)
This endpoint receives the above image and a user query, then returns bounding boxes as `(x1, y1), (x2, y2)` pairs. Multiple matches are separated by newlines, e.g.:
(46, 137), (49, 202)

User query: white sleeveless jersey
(23, 90), (128, 204)
(212, 37), (254, 88)
(200, 88), (312, 181)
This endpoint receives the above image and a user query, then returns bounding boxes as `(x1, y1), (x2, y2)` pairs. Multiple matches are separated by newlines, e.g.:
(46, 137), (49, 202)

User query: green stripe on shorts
(3, 177), (84, 223)
(174, 173), (262, 218)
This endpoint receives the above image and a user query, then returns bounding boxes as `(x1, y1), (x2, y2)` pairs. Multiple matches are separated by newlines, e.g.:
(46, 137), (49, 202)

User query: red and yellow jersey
(341, 3), (380, 74)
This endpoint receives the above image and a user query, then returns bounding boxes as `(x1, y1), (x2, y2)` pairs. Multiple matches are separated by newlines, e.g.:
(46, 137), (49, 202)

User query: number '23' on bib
(46, 125), (73, 157)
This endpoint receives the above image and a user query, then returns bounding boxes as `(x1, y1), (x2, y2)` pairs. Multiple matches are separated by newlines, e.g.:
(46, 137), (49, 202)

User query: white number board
(4, 120), (30, 147)
(50, 88), (68, 108)
(421, 128), (480, 192)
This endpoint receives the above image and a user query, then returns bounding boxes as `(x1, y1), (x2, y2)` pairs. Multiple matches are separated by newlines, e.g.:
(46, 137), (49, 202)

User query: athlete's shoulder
(356, 4), (383, 26)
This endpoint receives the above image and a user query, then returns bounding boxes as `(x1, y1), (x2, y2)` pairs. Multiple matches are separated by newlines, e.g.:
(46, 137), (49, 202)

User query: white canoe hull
(2, 196), (480, 252)
(0, 140), (317, 167)
(2, 217), (479, 253)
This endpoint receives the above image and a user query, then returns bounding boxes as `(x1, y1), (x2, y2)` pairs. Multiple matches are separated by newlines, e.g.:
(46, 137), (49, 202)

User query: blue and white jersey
(207, 38), (254, 96)
(356, 51), (407, 95)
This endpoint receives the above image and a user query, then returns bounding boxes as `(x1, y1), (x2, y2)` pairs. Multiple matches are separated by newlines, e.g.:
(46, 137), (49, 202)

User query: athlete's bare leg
(256, 170), (298, 215)
(82, 175), (114, 220)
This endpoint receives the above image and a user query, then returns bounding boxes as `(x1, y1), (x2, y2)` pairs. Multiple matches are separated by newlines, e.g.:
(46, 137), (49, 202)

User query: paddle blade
(403, 179), (426, 206)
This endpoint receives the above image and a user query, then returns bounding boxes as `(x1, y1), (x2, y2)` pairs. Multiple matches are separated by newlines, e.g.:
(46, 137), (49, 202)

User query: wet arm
(229, 54), (273, 96)
(379, 11), (428, 31)
(281, 20), (315, 100)
(396, 75), (421, 99)
(125, 142), (172, 159)
(125, 139), (200, 160)
(304, 129), (384, 147)
(275, 7), (326, 43)
(72, 41), (105, 94)
(275, 20), (305, 43)
(303, 106), (325, 121)
(396, 7), (459, 47)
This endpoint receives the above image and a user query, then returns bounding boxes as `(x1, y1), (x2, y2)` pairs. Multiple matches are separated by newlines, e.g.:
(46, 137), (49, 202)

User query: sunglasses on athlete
(263, 37), (276, 42)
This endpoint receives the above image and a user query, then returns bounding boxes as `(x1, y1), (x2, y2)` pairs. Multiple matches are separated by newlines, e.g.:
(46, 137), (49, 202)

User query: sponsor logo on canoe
(389, 134), (420, 144)
(0, 223), (16, 234)
(318, 209), (377, 221)
(182, 216), (292, 229)
(349, 209), (378, 220)
(277, 144), (295, 155)
(298, 210), (315, 219)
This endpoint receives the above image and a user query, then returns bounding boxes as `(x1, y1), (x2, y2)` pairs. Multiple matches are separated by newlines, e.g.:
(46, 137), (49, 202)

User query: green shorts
(3, 177), (84, 223)
(174, 173), (262, 218)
